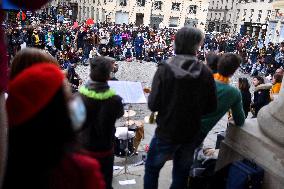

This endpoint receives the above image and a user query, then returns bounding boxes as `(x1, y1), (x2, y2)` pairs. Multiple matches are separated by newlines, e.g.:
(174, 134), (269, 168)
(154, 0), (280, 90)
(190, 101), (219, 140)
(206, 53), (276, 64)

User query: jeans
(144, 132), (206, 189)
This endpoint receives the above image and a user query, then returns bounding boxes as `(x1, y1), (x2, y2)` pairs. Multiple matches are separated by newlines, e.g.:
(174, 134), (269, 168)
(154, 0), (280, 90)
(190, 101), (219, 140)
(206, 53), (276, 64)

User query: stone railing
(216, 78), (284, 189)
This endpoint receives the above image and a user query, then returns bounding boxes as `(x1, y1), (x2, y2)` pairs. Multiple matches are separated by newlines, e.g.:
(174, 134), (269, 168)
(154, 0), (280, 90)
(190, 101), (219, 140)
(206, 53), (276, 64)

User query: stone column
(258, 77), (284, 145)
(216, 78), (284, 189)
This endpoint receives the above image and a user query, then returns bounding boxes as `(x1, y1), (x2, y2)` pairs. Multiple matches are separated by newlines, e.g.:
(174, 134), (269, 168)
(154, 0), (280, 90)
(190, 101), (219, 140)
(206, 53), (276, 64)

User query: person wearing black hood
(144, 27), (217, 189)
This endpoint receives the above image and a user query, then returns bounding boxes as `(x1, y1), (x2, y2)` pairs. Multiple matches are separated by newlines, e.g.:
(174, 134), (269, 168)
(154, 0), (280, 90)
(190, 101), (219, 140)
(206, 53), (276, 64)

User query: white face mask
(68, 96), (86, 131)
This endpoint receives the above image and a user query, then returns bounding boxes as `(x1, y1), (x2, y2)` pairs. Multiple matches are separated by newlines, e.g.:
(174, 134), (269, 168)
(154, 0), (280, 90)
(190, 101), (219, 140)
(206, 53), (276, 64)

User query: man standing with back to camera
(144, 27), (217, 189)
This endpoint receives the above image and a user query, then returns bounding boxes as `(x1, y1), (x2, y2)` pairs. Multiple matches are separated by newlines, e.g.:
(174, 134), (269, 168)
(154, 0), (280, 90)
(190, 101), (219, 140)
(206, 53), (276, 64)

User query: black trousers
(97, 155), (114, 189)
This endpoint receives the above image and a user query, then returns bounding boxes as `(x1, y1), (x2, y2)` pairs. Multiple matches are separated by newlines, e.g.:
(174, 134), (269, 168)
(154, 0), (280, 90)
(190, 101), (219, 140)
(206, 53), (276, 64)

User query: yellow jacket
(271, 83), (281, 94)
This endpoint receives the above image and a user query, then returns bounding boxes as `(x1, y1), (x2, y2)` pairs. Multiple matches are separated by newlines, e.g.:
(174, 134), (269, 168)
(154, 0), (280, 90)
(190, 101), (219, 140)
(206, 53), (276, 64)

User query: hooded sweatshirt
(148, 55), (217, 144)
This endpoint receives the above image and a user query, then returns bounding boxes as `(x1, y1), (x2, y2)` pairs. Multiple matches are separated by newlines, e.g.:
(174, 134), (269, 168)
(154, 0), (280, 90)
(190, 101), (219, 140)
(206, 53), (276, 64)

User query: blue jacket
(114, 34), (122, 46)
(134, 37), (144, 52)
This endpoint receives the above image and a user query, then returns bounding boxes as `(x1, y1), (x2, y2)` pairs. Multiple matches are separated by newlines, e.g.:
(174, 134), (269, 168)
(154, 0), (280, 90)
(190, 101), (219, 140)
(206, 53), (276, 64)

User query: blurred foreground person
(9, 48), (58, 79)
(4, 63), (105, 189)
(144, 27), (217, 189)
(78, 56), (124, 189)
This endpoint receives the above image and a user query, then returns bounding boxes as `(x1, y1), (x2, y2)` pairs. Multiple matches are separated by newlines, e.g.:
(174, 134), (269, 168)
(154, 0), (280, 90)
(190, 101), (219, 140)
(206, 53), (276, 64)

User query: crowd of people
(204, 32), (284, 80)
(5, 16), (284, 82)
(5, 20), (176, 66)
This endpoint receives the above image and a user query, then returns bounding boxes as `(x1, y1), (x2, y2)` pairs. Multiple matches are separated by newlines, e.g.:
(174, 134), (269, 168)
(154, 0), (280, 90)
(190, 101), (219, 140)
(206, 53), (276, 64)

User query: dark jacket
(241, 90), (252, 118)
(148, 55), (217, 144)
(79, 81), (124, 152)
(252, 84), (271, 116)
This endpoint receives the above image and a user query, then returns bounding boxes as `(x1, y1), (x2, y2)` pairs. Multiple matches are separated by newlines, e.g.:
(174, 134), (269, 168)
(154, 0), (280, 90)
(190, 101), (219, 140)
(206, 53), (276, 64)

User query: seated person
(251, 76), (271, 117)
(201, 53), (246, 142)
(270, 73), (283, 100)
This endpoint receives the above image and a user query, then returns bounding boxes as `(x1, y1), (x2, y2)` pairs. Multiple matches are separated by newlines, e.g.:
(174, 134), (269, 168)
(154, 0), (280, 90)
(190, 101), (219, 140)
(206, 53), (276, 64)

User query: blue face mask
(68, 96), (86, 131)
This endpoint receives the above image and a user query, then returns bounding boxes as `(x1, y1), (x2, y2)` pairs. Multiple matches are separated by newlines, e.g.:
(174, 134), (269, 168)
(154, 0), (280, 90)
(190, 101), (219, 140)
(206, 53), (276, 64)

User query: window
(119, 0), (127, 6)
(275, 9), (280, 16)
(169, 17), (179, 27)
(154, 1), (162, 10)
(172, 3), (181, 11)
(267, 9), (271, 20)
(137, 0), (145, 6)
(257, 10), (262, 22)
(236, 9), (240, 20)
(188, 5), (197, 14)
(242, 9), (247, 21)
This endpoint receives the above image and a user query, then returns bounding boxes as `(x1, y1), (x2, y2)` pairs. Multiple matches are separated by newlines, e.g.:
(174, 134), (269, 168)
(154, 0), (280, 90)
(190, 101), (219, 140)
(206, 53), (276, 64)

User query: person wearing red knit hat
(4, 63), (105, 189)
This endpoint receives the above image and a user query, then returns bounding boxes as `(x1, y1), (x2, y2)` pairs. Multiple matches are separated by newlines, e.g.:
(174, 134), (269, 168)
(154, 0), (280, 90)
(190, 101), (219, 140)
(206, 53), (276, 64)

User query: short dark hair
(217, 53), (241, 77)
(89, 56), (114, 82)
(273, 73), (283, 83)
(174, 27), (204, 55)
(206, 52), (220, 73)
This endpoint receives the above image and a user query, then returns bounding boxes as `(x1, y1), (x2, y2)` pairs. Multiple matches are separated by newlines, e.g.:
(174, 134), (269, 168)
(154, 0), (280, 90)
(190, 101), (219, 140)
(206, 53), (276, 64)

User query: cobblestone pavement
(76, 60), (252, 189)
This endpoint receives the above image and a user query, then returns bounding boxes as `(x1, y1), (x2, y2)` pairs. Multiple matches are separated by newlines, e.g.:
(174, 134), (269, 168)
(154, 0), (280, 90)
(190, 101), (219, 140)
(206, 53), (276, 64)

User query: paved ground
(112, 116), (228, 189)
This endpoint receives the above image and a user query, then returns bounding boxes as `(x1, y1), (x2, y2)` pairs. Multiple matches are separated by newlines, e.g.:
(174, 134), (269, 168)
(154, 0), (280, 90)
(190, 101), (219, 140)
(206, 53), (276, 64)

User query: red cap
(7, 63), (64, 126)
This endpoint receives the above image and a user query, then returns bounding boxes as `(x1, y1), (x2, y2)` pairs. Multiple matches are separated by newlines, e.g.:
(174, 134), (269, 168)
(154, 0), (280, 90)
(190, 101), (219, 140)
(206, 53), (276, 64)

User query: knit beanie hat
(7, 63), (64, 126)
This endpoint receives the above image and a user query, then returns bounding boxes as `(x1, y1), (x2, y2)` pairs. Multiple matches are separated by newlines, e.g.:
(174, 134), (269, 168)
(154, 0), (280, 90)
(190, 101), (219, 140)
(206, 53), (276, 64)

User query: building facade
(206, 0), (284, 43)
(44, 0), (209, 31)
(206, 0), (237, 32)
